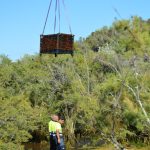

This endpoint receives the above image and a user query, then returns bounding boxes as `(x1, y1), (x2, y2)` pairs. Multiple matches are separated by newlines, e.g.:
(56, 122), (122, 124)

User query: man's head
(51, 114), (59, 122)
(58, 116), (65, 124)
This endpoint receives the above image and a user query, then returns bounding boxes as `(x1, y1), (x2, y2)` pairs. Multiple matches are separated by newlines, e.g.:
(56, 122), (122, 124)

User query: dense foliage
(0, 16), (150, 149)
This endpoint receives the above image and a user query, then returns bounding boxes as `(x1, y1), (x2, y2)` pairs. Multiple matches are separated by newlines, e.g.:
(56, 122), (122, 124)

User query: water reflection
(24, 143), (49, 150)
(24, 143), (94, 150)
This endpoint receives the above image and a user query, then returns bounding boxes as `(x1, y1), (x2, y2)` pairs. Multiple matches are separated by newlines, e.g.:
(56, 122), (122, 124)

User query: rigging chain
(54, 0), (58, 33)
(62, 0), (72, 34)
(42, 0), (72, 34)
(42, 0), (53, 35)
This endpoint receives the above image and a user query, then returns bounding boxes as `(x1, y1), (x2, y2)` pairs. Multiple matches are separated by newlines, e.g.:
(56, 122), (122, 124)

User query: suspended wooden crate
(40, 33), (74, 56)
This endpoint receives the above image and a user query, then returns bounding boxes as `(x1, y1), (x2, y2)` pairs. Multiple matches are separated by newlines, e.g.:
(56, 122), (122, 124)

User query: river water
(24, 138), (95, 150)
(24, 143), (97, 150)
(24, 142), (150, 150)
(24, 143), (49, 150)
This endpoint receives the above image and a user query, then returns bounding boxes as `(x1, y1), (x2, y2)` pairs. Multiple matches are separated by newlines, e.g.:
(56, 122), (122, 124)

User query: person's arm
(56, 129), (60, 144)
(56, 122), (61, 144)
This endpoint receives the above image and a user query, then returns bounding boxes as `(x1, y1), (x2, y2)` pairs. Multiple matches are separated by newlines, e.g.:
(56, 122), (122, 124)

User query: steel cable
(42, 0), (53, 35)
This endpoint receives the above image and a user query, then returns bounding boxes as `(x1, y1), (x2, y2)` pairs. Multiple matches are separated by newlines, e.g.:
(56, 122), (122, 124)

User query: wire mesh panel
(40, 33), (74, 55)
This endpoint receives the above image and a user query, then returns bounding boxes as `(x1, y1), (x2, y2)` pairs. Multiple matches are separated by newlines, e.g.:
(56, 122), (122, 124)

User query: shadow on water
(24, 143), (49, 150)
(24, 143), (79, 150)
(24, 143), (150, 150)
(24, 143), (98, 150)
(24, 138), (106, 150)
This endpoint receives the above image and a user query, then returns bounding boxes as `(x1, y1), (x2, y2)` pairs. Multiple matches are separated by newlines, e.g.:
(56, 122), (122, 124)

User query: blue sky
(0, 0), (150, 61)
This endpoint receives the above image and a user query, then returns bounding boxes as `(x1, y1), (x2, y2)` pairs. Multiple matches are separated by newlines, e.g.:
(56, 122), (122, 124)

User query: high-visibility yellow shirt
(49, 120), (57, 132)
(55, 122), (62, 133)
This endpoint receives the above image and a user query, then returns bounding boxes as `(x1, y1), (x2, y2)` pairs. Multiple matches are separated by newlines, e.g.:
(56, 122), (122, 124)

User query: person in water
(49, 114), (59, 150)
(56, 116), (65, 150)
(49, 114), (65, 150)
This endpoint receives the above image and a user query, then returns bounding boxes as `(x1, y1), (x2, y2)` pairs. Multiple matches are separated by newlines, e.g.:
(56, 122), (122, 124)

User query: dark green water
(24, 143), (94, 150)
(24, 143), (49, 150)
(24, 143), (150, 150)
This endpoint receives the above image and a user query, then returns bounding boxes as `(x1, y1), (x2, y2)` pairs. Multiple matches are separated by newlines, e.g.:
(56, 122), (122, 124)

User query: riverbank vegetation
(0, 16), (150, 150)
